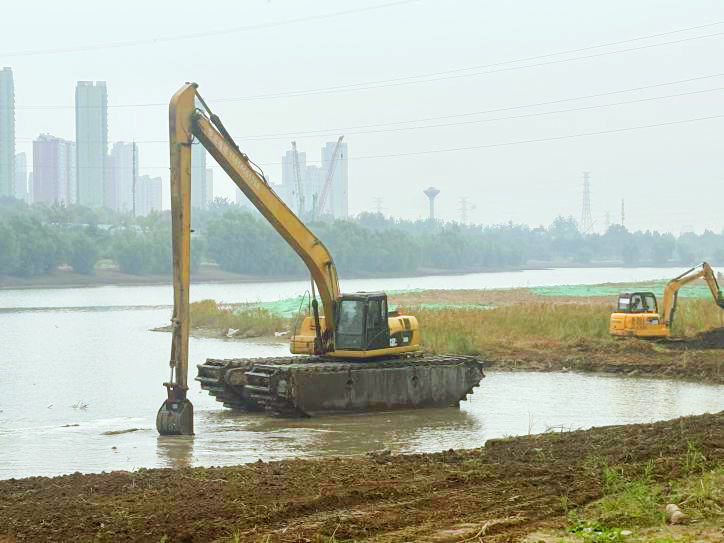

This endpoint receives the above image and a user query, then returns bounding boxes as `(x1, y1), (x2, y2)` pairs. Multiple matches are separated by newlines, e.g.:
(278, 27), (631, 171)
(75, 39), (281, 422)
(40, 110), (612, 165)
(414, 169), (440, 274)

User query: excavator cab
(335, 293), (390, 351)
(615, 292), (658, 314)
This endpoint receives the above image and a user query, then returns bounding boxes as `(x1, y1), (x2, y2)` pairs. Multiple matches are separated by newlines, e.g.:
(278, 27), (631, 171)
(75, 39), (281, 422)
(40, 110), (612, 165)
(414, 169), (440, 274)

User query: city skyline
(2, 1), (724, 233)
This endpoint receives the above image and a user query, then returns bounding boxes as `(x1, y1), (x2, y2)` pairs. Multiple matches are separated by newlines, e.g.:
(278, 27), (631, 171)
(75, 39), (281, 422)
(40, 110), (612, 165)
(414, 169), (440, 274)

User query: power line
(17, 83), (724, 144)
(342, 114), (724, 163)
(223, 73), (724, 138)
(242, 86), (724, 140)
(14, 25), (724, 110)
(0, 0), (423, 58)
(50, 113), (723, 170)
(209, 31), (724, 102)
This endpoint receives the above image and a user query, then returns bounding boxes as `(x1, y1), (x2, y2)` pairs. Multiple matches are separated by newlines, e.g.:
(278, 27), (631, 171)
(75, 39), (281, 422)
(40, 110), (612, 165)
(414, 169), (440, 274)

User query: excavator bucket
(156, 398), (193, 435)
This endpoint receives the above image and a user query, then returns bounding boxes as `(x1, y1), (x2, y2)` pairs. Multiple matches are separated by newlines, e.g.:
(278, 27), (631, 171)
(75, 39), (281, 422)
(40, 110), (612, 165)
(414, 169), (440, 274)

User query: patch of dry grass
(401, 298), (724, 354)
(190, 299), (290, 336)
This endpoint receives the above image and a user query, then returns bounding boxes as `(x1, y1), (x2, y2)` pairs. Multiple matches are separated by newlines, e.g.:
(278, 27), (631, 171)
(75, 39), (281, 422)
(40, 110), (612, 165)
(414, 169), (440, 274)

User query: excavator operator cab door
(335, 293), (390, 351)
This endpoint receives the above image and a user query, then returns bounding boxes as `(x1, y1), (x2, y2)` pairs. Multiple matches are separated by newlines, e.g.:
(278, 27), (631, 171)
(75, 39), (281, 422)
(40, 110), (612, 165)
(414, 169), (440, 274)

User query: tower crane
(291, 141), (304, 216)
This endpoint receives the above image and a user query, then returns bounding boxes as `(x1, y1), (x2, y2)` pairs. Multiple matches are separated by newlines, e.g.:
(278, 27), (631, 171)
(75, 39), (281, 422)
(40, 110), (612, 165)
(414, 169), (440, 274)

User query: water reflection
(188, 406), (484, 468)
(156, 436), (195, 469)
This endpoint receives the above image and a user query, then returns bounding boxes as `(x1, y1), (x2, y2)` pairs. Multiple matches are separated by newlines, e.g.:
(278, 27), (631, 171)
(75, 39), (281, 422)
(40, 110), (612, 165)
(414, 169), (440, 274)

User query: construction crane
(314, 135), (344, 221)
(291, 141), (304, 216)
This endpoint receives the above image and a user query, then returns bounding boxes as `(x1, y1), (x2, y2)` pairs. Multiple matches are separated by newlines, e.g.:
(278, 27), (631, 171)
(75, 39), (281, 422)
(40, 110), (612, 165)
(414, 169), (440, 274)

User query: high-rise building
(107, 142), (137, 212)
(190, 141), (209, 209)
(0, 67), (15, 198)
(14, 152), (27, 202)
(33, 134), (76, 205)
(320, 140), (348, 219)
(134, 174), (162, 216)
(75, 81), (107, 208)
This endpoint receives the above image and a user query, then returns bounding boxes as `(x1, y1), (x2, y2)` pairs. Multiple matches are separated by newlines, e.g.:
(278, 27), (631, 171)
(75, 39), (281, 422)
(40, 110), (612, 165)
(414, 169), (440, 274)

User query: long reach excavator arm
(158, 83), (424, 434)
(661, 262), (724, 326)
(157, 83), (481, 432)
(157, 83), (341, 434)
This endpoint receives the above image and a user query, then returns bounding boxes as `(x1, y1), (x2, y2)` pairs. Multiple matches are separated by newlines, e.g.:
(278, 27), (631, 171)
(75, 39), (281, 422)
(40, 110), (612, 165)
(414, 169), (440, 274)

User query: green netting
(233, 283), (718, 319)
(531, 282), (715, 299)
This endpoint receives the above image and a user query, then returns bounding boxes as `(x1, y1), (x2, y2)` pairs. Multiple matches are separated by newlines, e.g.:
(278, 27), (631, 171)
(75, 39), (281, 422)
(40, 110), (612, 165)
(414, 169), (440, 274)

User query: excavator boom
(158, 83), (461, 430)
(661, 262), (724, 326)
(158, 83), (341, 434)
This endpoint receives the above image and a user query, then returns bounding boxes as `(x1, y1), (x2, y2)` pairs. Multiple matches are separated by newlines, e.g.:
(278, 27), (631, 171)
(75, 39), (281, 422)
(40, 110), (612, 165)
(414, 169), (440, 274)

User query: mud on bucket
(156, 399), (194, 435)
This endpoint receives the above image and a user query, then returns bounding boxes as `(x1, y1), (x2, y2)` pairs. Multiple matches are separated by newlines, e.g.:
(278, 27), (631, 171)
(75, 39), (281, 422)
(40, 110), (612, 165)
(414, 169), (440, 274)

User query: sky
(2, 0), (724, 234)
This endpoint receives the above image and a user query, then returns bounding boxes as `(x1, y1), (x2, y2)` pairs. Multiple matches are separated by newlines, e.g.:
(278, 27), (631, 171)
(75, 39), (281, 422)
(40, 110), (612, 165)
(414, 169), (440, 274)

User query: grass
(400, 298), (724, 355)
(406, 301), (613, 354)
(555, 442), (723, 543)
(189, 299), (291, 336)
(188, 294), (724, 350)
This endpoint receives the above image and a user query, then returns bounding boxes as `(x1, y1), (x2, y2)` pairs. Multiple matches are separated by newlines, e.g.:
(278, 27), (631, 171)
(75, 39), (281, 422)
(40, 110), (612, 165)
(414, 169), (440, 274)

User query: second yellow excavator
(608, 262), (724, 338)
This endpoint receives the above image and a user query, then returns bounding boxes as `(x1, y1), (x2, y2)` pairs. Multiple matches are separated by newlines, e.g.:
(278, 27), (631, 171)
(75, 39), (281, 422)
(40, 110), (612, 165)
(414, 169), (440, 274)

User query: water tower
(423, 187), (440, 220)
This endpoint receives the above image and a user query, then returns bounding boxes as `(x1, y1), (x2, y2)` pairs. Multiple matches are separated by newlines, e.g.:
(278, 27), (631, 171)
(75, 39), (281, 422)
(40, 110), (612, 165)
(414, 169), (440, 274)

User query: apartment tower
(75, 81), (107, 208)
(0, 67), (15, 198)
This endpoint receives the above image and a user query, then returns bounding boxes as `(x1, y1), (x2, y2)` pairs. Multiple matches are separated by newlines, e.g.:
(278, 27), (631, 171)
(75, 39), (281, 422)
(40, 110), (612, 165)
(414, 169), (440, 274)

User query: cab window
(336, 299), (365, 349)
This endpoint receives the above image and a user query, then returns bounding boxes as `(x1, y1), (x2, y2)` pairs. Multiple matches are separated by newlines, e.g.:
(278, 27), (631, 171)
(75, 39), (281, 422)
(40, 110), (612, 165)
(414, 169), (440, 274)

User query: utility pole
(621, 198), (625, 227)
(373, 197), (384, 215)
(580, 172), (593, 234)
(604, 211), (611, 233)
(458, 197), (469, 224)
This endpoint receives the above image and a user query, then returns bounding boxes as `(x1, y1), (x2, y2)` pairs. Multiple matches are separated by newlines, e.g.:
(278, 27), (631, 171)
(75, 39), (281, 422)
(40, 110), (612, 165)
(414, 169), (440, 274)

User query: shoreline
(0, 261), (686, 291)
(2, 411), (722, 542)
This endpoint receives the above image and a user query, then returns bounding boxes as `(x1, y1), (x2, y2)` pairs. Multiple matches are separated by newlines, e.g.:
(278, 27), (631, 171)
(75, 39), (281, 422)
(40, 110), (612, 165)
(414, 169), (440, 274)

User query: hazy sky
(2, 0), (723, 233)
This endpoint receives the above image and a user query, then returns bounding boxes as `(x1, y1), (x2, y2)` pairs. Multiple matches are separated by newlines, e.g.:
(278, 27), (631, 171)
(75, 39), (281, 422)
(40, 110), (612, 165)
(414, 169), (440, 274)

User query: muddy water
(2, 267), (723, 480)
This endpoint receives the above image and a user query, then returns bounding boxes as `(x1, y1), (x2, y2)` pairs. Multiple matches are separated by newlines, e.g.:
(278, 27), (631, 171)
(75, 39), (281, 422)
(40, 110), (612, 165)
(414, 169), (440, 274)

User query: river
(1, 266), (723, 480)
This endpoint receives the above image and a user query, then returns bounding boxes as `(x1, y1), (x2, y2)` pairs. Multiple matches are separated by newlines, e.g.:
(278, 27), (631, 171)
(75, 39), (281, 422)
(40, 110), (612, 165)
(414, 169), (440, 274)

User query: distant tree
(711, 247), (724, 266)
(68, 231), (98, 275)
(676, 242), (697, 265)
(651, 236), (675, 264)
(0, 222), (19, 274)
(112, 230), (150, 274)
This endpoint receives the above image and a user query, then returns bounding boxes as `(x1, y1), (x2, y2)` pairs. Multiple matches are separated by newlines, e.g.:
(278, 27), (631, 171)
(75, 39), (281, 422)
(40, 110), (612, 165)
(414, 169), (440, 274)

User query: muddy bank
(1, 411), (723, 542)
(480, 331), (724, 385)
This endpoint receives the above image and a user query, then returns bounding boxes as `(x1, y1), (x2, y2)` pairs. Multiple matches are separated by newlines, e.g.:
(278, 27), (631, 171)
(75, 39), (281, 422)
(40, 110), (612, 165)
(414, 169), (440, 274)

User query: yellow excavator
(156, 83), (483, 435)
(608, 262), (724, 338)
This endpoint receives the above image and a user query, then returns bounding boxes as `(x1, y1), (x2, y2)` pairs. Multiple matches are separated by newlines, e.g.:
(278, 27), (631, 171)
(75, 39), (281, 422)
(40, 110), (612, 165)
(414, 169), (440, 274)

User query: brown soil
(1, 412), (723, 542)
(479, 331), (724, 385)
(389, 289), (724, 385)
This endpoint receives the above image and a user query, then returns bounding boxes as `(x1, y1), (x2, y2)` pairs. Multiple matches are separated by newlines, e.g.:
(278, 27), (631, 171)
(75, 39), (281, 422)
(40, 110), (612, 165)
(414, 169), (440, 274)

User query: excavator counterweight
(157, 83), (483, 433)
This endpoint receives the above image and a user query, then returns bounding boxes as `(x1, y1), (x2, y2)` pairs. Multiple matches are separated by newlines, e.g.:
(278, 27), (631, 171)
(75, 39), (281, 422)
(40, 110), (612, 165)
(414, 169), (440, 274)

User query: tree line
(1, 197), (723, 278)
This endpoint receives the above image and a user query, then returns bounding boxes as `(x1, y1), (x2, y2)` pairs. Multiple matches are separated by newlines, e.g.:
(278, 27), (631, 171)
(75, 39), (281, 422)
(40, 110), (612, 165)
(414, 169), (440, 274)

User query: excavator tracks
(196, 354), (484, 417)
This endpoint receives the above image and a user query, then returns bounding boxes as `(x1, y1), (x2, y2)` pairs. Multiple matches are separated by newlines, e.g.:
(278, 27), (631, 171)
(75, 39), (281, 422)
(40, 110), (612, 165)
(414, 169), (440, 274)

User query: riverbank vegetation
(186, 288), (724, 384)
(2, 197), (724, 280)
(410, 297), (724, 354)
(190, 299), (288, 337)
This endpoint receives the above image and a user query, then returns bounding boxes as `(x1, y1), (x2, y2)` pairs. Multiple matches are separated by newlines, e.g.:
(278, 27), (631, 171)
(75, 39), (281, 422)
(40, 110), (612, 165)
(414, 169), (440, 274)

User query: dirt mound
(690, 327), (724, 348)
(2, 412), (723, 542)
